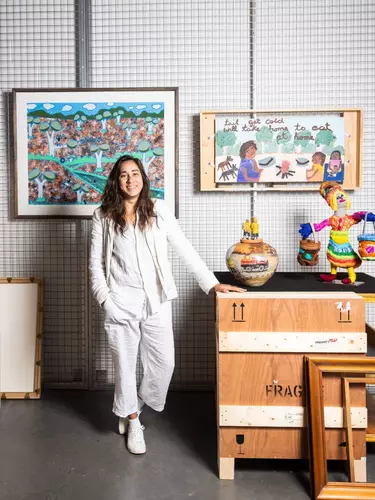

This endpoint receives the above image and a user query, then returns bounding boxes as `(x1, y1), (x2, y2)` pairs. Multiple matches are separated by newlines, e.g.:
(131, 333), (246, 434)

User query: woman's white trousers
(104, 301), (175, 418)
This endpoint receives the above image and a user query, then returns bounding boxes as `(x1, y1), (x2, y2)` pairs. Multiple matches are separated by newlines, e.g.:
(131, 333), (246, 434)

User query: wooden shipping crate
(215, 291), (367, 479)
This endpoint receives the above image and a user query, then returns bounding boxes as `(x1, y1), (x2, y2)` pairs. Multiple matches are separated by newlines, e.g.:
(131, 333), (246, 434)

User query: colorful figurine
(250, 217), (259, 239)
(299, 181), (375, 284)
(242, 218), (251, 239)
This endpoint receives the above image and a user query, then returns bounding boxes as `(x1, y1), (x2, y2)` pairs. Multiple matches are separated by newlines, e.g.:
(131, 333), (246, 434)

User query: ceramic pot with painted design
(226, 236), (278, 287)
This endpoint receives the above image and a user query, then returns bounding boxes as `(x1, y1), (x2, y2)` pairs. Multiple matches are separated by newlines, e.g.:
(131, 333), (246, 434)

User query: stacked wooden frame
(306, 357), (375, 499)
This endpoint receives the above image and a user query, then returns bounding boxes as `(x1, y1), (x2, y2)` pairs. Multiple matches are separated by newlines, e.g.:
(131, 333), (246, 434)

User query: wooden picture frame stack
(305, 356), (375, 500)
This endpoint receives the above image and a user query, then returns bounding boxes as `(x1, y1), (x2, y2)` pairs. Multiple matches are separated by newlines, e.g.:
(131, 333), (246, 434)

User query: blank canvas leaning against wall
(0, 279), (43, 399)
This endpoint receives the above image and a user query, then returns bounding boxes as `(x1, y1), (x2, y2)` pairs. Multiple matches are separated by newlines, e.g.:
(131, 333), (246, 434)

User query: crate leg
(218, 457), (235, 480)
(354, 457), (366, 482)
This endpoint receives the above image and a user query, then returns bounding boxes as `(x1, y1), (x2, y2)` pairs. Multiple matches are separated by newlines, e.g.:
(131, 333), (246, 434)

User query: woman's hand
(211, 283), (247, 293)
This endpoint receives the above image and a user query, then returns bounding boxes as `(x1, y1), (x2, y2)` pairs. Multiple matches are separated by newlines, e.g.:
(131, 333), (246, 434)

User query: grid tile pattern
(90, 0), (253, 389)
(0, 0), (88, 387)
(0, 0), (374, 390)
(253, 0), (375, 330)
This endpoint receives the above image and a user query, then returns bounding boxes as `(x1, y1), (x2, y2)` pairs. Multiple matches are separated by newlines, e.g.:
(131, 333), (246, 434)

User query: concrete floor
(0, 391), (374, 500)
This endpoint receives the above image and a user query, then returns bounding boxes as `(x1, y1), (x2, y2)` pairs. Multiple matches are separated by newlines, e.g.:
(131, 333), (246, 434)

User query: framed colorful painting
(200, 109), (362, 192)
(12, 88), (178, 218)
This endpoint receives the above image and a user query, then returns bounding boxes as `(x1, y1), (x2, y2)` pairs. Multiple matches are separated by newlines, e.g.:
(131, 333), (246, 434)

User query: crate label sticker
(284, 409), (304, 425)
(314, 337), (339, 350)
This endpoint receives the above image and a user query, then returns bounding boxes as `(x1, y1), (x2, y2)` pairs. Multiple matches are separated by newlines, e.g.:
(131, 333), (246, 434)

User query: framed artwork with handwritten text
(200, 109), (362, 192)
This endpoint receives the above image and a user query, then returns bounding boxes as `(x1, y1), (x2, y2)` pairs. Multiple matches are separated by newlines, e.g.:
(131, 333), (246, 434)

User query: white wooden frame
(0, 278), (43, 399)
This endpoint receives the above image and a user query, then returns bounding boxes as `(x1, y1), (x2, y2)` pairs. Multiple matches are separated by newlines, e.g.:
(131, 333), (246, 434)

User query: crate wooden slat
(219, 405), (367, 428)
(218, 331), (367, 353)
(216, 291), (365, 333)
(219, 428), (366, 460)
(218, 352), (365, 406)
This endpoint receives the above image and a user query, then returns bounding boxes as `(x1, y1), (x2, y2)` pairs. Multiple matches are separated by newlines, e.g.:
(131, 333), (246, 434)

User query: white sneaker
(127, 417), (146, 454)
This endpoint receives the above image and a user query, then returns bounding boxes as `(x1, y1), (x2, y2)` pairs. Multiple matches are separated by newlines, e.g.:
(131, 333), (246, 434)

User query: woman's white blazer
(89, 200), (219, 306)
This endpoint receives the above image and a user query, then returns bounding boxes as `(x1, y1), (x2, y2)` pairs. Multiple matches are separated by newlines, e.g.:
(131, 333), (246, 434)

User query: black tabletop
(214, 271), (375, 294)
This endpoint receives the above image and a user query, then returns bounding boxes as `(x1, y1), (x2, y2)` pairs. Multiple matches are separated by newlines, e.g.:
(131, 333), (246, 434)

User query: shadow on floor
(162, 391), (218, 473)
(36, 390), (374, 495)
(41, 388), (116, 434)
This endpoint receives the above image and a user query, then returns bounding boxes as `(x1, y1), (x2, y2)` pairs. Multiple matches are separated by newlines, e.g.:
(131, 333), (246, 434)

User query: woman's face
(245, 146), (256, 159)
(119, 160), (144, 200)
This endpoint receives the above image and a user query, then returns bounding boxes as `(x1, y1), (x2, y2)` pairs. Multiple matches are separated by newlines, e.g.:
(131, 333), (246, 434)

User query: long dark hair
(101, 154), (157, 232)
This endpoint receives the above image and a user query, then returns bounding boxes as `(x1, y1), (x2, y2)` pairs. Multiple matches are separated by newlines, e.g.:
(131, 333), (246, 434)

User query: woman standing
(89, 155), (244, 455)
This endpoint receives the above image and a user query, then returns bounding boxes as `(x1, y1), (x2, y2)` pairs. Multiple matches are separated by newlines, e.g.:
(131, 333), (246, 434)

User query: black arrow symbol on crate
(232, 302), (245, 322)
(232, 303), (237, 320)
(240, 303), (245, 320)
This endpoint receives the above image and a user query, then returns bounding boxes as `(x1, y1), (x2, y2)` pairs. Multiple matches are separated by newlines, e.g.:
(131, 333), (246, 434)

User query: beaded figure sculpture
(299, 181), (375, 284)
